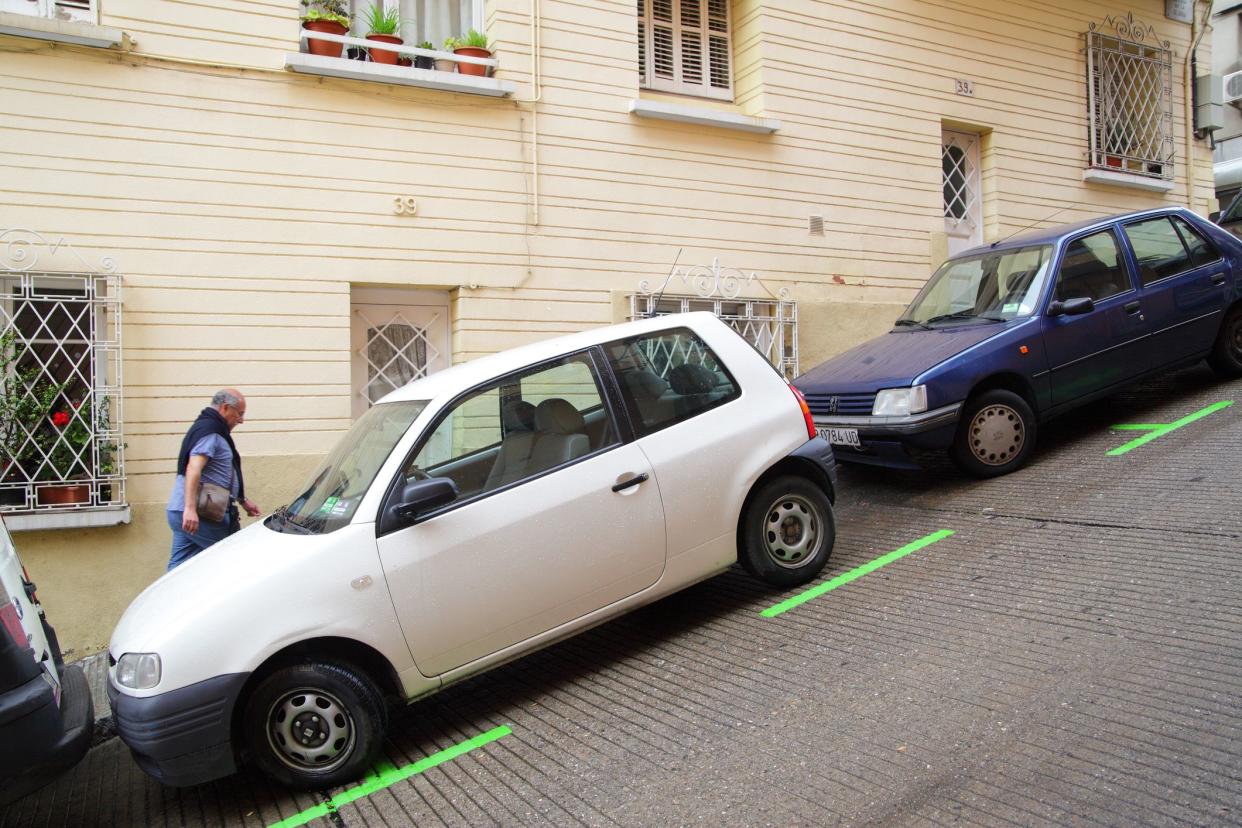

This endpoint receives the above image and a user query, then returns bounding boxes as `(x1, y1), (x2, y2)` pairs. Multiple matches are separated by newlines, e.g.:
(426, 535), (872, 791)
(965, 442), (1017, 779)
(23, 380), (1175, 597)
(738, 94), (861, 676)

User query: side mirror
(1210, 211), (1222, 224)
(1047, 296), (1094, 317)
(392, 477), (458, 523)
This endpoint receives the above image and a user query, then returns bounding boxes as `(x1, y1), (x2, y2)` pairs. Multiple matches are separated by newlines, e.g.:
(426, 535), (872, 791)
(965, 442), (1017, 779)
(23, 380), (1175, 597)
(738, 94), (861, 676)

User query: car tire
(244, 660), (388, 790)
(950, 389), (1036, 478)
(1207, 304), (1242, 378)
(740, 476), (835, 588)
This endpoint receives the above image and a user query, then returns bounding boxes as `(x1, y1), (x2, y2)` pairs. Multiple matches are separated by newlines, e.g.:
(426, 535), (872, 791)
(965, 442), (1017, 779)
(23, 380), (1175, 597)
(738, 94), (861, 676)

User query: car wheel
(244, 660), (387, 790)
(1207, 304), (1242, 378)
(740, 476), (835, 588)
(951, 389), (1036, 478)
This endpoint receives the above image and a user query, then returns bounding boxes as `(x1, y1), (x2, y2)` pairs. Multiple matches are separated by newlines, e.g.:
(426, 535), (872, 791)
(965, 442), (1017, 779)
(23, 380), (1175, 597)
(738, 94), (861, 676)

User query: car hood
(795, 324), (1003, 393)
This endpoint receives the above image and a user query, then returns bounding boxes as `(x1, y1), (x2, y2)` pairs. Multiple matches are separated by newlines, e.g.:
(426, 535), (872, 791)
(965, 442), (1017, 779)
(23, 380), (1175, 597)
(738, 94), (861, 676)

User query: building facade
(0, 0), (1216, 655)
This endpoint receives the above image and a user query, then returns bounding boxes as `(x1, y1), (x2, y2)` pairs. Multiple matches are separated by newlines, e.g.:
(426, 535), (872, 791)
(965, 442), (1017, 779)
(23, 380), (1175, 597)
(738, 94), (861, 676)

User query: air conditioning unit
(1225, 70), (1242, 107)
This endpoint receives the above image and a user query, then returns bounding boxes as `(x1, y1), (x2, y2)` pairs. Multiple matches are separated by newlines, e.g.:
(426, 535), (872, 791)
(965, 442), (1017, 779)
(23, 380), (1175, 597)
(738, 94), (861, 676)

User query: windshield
(897, 244), (1053, 326)
(270, 400), (428, 535)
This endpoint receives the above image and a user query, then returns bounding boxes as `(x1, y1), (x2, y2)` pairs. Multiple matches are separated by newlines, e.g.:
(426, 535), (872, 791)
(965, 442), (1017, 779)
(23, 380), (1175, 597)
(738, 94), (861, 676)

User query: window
(1054, 231), (1128, 302)
(1085, 14), (1173, 179)
(0, 0), (92, 23)
(637, 0), (732, 101)
(396, 0), (479, 51)
(0, 271), (124, 513)
(605, 328), (739, 437)
(402, 353), (619, 508)
(1122, 216), (1219, 286)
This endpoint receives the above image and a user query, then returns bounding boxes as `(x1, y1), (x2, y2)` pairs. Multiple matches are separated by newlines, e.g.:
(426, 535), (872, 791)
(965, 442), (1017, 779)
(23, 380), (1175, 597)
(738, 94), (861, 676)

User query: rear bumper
(814, 403), (961, 468)
(0, 664), (94, 806)
(109, 671), (248, 787)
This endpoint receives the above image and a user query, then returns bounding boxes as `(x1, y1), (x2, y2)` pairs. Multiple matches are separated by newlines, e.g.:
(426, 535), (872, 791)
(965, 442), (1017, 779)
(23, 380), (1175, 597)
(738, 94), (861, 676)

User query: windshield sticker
(316, 496), (339, 515)
(1002, 303), (1019, 315)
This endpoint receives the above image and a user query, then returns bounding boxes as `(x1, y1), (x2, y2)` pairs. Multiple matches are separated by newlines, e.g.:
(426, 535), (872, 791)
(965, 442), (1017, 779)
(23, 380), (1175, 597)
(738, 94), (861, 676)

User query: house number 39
(393, 196), (418, 215)
(955, 79), (974, 97)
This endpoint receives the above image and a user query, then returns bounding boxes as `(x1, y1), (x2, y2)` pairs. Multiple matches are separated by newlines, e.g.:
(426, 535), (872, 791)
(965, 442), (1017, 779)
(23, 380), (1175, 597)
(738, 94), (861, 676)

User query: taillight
(788, 383), (816, 440)
(0, 601), (24, 648)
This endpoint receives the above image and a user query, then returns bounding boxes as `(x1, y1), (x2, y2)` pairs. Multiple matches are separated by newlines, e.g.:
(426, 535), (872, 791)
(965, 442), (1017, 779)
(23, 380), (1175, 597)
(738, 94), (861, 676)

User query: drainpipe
(517, 0), (543, 226)
(1185, 0), (1212, 208)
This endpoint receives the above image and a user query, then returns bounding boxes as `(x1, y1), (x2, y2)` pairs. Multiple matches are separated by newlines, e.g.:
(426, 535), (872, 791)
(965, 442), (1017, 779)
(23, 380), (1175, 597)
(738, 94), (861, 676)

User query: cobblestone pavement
(4, 365), (1240, 827)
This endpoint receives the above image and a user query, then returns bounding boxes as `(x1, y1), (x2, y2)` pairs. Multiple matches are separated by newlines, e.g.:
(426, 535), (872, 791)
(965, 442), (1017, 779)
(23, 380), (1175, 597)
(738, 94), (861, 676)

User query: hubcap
(267, 688), (355, 772)
(763, 494), (820, 569)
(968, 403), (1025, 466)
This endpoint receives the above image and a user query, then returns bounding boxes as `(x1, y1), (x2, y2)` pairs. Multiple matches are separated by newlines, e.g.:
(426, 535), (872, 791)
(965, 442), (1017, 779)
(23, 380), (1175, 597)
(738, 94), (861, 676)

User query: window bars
(1086, 13), (1173, 180)
(0, 231), (124, 513)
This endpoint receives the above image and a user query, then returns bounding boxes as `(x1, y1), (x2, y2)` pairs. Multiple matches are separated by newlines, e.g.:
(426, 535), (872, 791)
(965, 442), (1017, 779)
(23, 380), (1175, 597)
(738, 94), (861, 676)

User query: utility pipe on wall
(1185, 0), (1212, 209)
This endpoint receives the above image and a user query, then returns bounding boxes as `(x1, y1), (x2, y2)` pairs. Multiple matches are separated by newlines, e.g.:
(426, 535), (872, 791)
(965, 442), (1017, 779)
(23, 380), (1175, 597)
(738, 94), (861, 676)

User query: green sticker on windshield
(1002, 303), (1019, 314)
(317, 495), (339, 514)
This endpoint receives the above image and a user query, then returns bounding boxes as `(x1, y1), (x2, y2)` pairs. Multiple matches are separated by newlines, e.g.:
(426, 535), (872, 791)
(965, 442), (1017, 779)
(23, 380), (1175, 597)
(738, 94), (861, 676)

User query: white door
(942, 130), (983, 256)
(376, 352), (665, 677)
(350, 288), (450, 419)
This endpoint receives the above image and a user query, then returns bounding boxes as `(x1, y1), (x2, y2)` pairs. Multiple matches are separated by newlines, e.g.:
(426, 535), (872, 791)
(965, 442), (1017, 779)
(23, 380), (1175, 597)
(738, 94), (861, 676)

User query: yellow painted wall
(0, 0), (1216, 653)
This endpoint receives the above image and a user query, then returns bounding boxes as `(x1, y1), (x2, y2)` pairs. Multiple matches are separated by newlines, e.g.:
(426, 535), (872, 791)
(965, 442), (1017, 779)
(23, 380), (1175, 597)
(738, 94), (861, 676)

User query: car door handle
(1123, 300), (1141, 314)
(1210, 272), (1227, 285)
(611, 473), (649, 492)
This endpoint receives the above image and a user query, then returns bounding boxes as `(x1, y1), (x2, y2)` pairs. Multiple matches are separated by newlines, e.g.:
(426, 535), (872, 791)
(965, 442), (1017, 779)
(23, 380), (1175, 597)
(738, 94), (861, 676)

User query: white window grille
(300, 1), (481, 63)
(1086, 13), (1173, 180)
(637, 0), (733, 101)
(350, 289), (449, 419)
(0, 233), (124, 515)
(0, 0), (93, 23)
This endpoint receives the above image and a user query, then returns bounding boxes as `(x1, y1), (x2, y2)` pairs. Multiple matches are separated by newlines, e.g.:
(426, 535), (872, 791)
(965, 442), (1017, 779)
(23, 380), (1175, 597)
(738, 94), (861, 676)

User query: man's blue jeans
(166, 510), (233, 571)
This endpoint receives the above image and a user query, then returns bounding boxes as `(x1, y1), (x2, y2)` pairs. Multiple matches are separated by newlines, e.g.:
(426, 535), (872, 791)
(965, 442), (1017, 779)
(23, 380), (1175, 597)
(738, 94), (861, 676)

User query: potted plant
(300, 0), (351, 59)
(435, 37), (458, 71)
(414, 40), (435, 69)
(0, 331), (66, 505)
(453, 28), (491, 77)
(361, 3), (403, 65)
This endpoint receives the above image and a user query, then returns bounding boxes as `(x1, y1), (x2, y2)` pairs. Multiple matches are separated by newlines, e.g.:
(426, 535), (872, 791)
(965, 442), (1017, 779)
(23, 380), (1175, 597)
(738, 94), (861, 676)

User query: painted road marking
(760, 530), (956, 618)
(269, 725), (512, 828)
(1107, 401), (1233, 456)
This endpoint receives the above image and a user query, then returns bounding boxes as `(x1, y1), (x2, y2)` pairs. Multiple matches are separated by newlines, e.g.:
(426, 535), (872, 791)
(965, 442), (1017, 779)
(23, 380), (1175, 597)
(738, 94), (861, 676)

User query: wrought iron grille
(355, 308), (441, 407)
(1086, 13), (1173, 180)
(0, 230), (124, 514)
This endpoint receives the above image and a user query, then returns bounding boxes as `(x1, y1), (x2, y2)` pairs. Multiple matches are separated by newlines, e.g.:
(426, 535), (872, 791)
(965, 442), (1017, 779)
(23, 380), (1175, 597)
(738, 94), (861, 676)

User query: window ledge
(627, 99), (781, 134)
(285, 52), (515, 98)
(0, 11), (127, 49)
(4, 506), (131, 532)
(1082, 167), (1175, 193)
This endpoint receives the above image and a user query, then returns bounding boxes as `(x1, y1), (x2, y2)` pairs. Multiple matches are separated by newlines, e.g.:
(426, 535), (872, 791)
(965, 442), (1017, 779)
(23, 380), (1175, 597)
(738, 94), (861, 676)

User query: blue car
(795, 206), (1242, 477)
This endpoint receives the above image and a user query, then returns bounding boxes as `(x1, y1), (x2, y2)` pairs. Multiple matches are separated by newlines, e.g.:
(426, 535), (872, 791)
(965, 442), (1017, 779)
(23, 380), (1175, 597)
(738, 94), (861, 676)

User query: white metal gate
(350, 288), (450, 419)
(942, 130), (983, 256)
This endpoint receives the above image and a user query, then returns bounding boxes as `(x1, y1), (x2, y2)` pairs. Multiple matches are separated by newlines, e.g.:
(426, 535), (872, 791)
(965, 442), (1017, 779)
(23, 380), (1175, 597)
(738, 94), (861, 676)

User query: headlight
(872, 385), (928, 417)
(115, 653), (161, 690)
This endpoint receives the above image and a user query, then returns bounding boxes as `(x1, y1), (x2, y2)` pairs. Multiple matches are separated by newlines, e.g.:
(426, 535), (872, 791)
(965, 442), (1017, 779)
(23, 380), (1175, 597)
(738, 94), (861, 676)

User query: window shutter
(639, 0), (732, 101)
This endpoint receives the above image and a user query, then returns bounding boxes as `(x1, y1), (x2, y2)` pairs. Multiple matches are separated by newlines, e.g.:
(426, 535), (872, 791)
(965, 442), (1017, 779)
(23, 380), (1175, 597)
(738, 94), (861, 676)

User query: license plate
(817, 427), (860, 448)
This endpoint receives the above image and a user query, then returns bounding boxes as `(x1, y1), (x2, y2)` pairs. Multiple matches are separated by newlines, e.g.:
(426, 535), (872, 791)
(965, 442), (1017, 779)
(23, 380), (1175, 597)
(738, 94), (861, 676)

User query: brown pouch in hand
(196, 481), (231, 523)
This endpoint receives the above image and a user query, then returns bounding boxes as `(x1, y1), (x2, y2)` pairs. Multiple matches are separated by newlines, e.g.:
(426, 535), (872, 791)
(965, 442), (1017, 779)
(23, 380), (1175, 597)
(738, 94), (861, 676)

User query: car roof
(953, 206), (1197, 257)
(378, 311), (725, 404)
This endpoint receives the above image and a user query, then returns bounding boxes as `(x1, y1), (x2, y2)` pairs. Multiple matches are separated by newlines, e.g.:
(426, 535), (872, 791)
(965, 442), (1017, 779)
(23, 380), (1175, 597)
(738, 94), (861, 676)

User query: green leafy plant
(442, 36), (461, 50)
(299, 0), (351, 28)
(0, 330), (69, 482)
(361, 3), (402, 35)
(418, 40), (433, 50)
(457, 28), (489, 50)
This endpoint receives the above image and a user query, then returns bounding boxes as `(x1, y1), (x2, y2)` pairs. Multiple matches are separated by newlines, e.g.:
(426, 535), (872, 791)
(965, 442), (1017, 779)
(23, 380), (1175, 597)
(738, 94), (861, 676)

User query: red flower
(51, 410), (70, 428)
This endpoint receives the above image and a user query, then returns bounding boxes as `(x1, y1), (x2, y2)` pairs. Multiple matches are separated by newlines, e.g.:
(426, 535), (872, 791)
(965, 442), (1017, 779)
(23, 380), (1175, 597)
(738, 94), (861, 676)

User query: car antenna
(649, 247), (684, 315)
(990, 205), (1073, 248)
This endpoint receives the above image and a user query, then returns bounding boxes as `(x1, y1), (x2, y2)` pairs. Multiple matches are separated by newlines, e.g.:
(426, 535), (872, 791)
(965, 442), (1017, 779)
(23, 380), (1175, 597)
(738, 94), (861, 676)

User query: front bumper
(814, 402), (962, 468)
(108, 671), (249, 787)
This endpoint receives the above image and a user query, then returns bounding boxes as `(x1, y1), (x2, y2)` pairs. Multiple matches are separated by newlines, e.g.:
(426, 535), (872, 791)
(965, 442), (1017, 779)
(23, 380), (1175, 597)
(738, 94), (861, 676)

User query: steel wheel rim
(266, 687), (356, 773)
(1230, 317), (1242, 357)
(967, 403), (1025, 466)
(763, 494), (820, 569)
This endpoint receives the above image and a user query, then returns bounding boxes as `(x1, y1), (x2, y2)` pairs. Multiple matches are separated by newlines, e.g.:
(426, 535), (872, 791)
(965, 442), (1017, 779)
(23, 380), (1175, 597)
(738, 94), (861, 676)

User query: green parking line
(269, 725), (512, 828)
(1107, 401), (1233, 456)
(760, 529), (955, 618)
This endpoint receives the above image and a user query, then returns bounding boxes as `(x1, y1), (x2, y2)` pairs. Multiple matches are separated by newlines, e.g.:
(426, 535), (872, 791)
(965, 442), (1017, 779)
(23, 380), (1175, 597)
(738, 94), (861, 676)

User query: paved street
(4, 365), (1240, 827)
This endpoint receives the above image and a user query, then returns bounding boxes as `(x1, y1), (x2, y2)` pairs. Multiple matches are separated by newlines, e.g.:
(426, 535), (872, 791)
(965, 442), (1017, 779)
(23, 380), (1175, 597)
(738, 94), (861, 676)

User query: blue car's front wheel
(951, 390), (1036, 478)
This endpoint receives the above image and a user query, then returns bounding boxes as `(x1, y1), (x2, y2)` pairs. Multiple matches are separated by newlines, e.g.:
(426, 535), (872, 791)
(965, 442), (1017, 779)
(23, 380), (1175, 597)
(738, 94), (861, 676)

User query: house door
(942, 130), (983, 256)
(350, 288), (450, 419)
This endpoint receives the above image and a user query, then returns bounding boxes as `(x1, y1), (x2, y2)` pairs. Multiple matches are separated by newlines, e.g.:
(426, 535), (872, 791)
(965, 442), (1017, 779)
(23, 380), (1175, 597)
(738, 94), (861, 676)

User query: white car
(108, 312), (838, 789)
(0, 515), (94, 805)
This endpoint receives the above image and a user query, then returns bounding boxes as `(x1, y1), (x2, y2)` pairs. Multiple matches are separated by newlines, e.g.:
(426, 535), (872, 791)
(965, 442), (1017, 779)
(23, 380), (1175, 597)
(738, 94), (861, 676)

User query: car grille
(803, 392), (875, 417)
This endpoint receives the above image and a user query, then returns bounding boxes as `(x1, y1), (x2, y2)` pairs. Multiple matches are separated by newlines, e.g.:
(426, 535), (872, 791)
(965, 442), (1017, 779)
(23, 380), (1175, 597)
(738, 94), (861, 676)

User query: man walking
(166, 388), (261, 571)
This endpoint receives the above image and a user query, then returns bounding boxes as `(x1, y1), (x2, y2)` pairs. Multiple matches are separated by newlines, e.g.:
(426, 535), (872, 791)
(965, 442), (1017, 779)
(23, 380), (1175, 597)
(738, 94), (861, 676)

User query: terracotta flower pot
(454, 46), (491, 76)
(1105, 154), (1123, 168)
(303, 19), (348, 58)
(37, 483), (90, 507)
(367, 34), (403, 65)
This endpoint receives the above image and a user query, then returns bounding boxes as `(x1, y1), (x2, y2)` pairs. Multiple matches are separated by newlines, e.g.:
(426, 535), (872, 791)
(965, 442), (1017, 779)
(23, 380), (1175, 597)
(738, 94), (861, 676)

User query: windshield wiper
(924, 310), (998, 325)
(269, 505), (313, 535)
(893, 318), (930, 330)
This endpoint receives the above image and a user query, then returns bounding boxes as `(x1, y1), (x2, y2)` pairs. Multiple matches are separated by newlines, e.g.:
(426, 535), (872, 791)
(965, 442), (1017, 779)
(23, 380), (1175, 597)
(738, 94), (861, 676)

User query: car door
(1119, 214), (1229, 370)
(1041, 227), (1149, 409)
(375, 350), (665, 678)
(602, 327), (744, 565)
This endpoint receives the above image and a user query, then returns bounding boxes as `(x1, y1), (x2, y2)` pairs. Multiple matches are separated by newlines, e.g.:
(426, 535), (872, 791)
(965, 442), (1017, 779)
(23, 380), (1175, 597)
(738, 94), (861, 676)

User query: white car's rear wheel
(741, 475), (835, 588)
